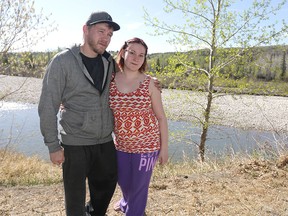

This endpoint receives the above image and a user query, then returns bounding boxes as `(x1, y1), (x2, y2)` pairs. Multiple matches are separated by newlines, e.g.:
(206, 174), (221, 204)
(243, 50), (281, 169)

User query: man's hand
(152, 77), (162, 93)
(50, 148), (65, 166)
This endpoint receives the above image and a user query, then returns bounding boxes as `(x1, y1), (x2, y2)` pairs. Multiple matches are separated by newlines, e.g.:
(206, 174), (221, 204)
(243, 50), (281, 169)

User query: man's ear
(83, 25), (89, 36)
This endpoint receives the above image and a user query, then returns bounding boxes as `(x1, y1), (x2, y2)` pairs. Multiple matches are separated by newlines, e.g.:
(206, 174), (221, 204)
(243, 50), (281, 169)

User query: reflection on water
(169, 121), (279, 161)
(0, 102), (48, 160)
(0, 102), (282, 162)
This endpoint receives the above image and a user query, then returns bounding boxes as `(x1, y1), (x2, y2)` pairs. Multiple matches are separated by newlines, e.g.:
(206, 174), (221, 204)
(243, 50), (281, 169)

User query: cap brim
(88, 20), (120, 31)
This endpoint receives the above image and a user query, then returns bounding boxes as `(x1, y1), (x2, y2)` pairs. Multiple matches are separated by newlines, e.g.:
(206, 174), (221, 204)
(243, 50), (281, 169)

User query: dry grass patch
(0, 151), (288, 215)
(0, 150), (62, 186)
(145, 155), (288, 216)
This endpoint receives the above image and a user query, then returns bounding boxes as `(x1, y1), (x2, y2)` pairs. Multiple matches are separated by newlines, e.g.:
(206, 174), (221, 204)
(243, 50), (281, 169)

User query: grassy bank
(1, 144), (287, 187)
(1, 147), (288, 215)
(0, 150), (62, 186)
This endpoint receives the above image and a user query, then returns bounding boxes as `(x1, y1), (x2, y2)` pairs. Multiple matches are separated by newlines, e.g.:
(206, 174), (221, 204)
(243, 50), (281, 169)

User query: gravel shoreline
(1, 75), (288, 132)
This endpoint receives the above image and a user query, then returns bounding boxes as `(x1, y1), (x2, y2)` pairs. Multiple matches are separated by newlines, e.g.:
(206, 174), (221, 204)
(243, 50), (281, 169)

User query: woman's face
(122, 43), (146, 72)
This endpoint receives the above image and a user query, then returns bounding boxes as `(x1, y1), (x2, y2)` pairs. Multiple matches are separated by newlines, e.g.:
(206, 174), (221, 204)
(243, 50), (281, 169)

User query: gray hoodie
(38, 45), (114, 153)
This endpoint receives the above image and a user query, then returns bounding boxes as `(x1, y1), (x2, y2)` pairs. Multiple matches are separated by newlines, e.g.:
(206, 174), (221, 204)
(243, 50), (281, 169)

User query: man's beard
(88, 38), (106, 55)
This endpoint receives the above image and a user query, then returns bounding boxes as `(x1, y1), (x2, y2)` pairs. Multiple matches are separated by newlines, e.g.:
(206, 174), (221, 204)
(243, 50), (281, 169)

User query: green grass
(155, 74), (288, 97)
(214, 78), (288, 96)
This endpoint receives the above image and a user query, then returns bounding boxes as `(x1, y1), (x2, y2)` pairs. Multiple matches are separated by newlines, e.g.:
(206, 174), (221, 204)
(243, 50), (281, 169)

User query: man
(38, 11), (120, 216)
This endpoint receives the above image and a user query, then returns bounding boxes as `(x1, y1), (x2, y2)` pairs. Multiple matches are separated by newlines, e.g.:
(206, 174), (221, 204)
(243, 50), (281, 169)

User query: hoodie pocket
(59, 108), (102, 138)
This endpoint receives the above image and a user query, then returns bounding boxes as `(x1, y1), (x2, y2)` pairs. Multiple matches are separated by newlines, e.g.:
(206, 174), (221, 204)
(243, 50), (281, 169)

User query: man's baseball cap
(86, 11), (120, 31)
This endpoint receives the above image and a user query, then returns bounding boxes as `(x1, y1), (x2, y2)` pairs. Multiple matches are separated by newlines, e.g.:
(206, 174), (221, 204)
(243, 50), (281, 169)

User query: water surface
(0, 102), (279, 162)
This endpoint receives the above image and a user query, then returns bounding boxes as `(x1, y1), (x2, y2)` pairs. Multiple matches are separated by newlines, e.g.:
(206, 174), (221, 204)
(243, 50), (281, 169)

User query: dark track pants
(62, 141), (117, 216)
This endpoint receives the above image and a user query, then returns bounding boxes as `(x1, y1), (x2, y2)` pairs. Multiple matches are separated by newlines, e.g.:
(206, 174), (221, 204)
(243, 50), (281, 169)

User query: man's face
(86, 23), (114, 55)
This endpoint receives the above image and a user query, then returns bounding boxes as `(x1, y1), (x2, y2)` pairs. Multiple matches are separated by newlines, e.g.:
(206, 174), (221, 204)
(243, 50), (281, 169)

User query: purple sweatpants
(116, 150), (159, 216)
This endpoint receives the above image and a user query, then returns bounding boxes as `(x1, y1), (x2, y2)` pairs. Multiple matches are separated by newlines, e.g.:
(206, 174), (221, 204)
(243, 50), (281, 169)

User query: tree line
(0, 44), (287, 85)
(147, 45), (288, 89)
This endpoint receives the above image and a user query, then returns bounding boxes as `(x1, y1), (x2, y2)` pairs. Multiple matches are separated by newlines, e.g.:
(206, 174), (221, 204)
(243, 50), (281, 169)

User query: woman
(109, 37), (169, 216)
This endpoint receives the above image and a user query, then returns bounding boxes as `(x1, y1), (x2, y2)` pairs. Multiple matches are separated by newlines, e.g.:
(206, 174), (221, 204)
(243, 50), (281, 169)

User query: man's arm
(152, 76), (162, 92)
(38, 56), (65, 157)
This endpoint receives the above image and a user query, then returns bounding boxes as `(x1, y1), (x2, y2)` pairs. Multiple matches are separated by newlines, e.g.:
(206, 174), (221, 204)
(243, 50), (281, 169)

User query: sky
(32, 0), (175, 53)
(31, 0), (288, 54)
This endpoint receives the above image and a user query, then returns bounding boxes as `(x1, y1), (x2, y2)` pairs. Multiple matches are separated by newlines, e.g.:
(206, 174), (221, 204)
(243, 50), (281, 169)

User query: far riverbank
(0, 75), (287, 132)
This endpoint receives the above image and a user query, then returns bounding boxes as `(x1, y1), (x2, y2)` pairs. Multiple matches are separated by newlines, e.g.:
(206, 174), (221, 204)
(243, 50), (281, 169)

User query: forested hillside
(1, 45), (287, 96)
(146, 45), (288, 96)
(148, 45), (288, 82)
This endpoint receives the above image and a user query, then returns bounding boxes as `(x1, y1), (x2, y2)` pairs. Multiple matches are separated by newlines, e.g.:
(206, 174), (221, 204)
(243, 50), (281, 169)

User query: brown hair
(116, 37), (148, 73)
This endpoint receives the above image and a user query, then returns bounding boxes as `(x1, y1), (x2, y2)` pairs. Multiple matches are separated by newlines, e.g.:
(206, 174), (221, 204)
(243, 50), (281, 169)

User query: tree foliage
(0, 0), (57, 53)
(144, 0), (288, 161)
(0, 0), (57, 76)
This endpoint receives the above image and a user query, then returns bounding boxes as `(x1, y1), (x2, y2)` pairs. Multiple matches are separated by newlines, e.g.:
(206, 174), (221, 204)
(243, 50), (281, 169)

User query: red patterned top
(109, 73), (161, 153)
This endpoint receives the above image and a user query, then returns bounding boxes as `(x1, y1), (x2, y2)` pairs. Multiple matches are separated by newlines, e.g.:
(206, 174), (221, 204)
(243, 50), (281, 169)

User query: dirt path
(1, 159), (288, 215)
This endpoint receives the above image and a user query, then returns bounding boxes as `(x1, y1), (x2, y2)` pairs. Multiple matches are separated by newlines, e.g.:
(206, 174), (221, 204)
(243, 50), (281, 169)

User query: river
(0, 101), (279, 162)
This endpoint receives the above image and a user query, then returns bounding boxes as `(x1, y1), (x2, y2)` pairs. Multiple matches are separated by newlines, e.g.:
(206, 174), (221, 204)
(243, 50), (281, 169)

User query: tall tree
(0, 0), (57, 53)
(144, 0), (288, 161)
